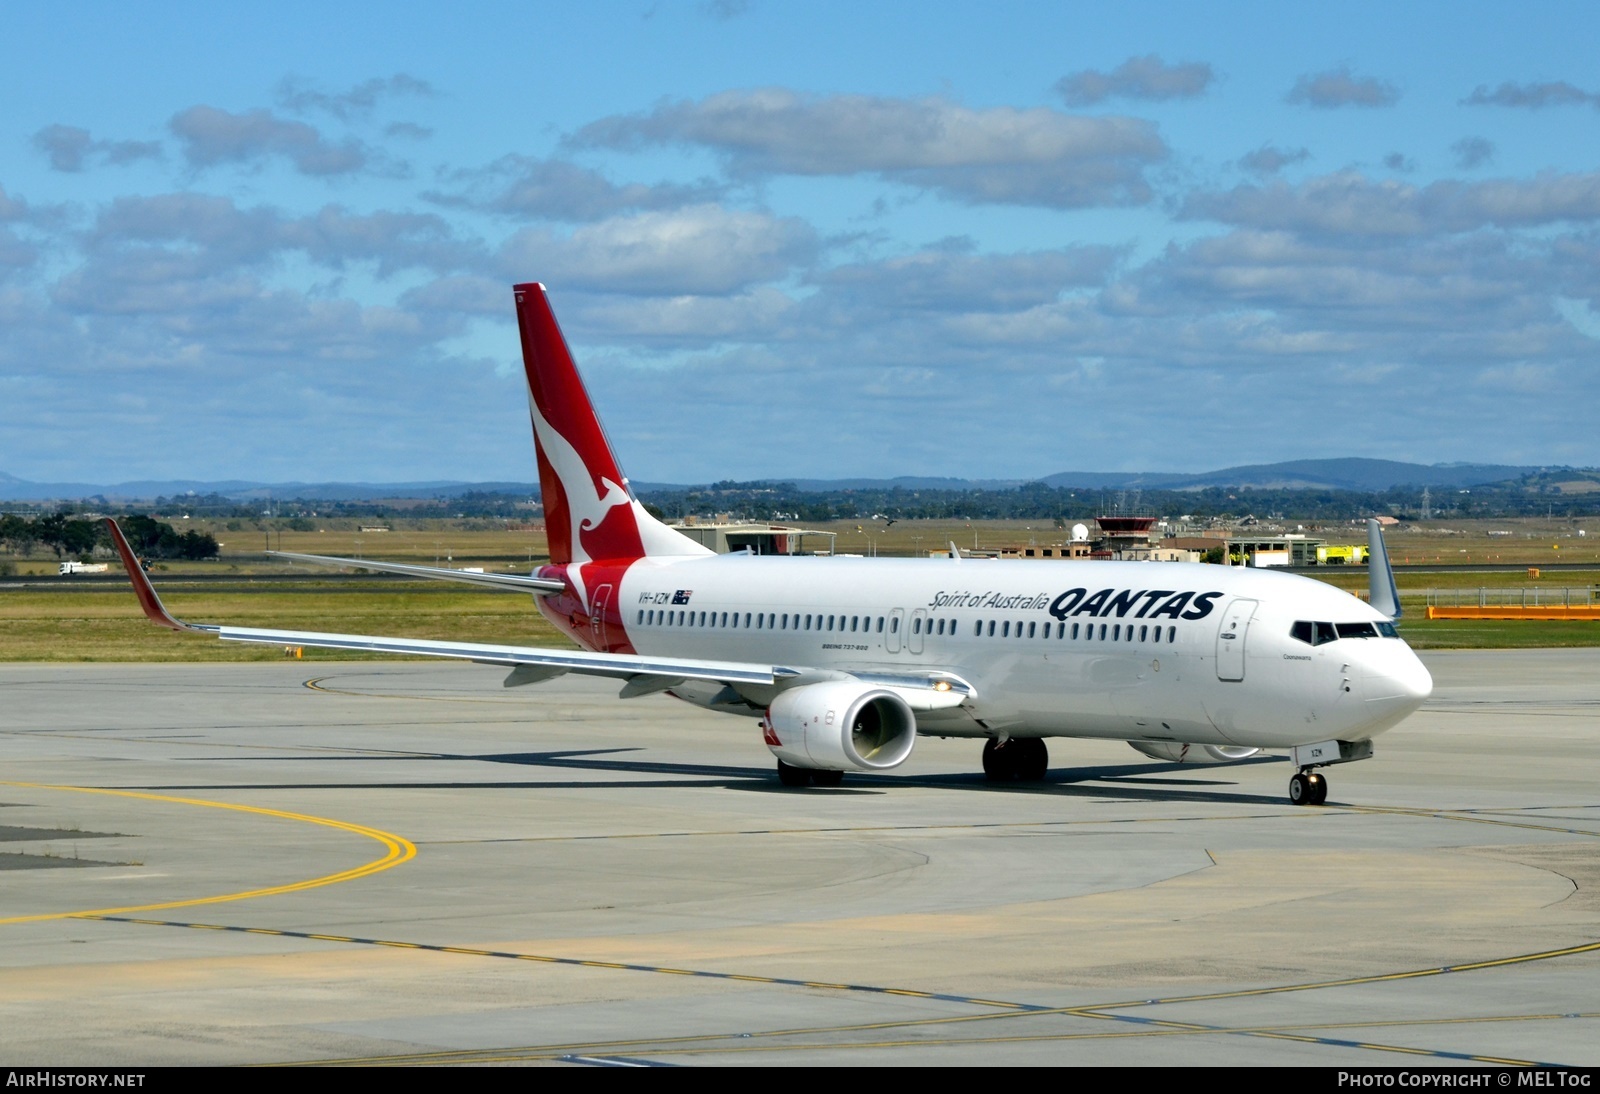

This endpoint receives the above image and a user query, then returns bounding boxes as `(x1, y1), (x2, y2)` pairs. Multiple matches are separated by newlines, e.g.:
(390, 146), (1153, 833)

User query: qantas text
(928, 588), (1223, 621)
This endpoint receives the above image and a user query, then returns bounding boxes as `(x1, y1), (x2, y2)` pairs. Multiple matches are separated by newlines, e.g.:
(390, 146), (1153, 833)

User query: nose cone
(1361, 646), (1432, 730)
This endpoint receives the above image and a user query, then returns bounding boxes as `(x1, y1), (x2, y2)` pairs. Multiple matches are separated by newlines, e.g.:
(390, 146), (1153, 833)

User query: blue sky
(2, 1), (1597, 485)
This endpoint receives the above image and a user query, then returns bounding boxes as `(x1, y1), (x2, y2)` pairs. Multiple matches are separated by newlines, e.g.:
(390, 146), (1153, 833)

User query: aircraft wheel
(811, 769), (844, 788)
(1289, 772), (1313, 805)
(1015, 738), (1049, 781)
(981, 738), (1010, 781)
(777, 759), (812, 788)
(1307, 772), (1327, 805)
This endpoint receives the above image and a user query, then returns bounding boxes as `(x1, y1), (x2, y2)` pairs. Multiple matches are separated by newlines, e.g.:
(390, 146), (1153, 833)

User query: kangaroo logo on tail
(513, 283), (711, 576)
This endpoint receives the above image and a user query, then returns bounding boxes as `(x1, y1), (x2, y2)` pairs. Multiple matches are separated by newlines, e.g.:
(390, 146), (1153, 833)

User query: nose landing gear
(1288, 770), (1327, 805)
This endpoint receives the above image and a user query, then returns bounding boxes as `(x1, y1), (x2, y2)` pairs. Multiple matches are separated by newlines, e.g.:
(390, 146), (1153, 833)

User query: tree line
(0, 513), (219, 561)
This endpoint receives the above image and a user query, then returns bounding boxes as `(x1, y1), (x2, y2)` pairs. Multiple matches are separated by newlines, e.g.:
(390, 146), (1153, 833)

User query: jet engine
(1127, 741), (1262, 764)
(763, 681), (918, 772)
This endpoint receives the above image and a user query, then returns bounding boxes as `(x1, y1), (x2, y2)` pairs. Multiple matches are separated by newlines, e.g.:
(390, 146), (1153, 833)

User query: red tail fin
(513, 283), (709, 565)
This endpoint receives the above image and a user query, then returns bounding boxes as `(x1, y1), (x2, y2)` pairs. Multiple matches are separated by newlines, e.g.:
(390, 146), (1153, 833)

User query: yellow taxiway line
(0, 781), (416, 926)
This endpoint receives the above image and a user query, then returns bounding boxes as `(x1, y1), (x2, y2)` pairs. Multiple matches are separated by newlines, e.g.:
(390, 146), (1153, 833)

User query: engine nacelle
(762, 681), (918, 772)
(1127, 741), (1262, 764)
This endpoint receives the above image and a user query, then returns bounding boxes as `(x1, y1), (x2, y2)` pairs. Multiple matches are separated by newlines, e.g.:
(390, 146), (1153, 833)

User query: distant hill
(0, 459), (1588, 503)
(1038, 459), (1539, 493)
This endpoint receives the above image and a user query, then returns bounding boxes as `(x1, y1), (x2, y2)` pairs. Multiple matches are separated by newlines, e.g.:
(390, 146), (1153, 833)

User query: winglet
(1367, 518), (1402, 620)
(103, 518), (210, 633)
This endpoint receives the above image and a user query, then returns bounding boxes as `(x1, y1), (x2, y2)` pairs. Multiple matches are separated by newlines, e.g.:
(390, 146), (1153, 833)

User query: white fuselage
(549, 555), (1432, 750)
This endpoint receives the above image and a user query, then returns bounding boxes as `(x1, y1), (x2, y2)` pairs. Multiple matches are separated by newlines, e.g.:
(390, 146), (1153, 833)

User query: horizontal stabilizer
(270, 551), (566, 594)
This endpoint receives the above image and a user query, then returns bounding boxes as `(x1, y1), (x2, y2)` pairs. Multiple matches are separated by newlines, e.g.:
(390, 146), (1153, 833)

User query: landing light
(934, 680), (951, 692)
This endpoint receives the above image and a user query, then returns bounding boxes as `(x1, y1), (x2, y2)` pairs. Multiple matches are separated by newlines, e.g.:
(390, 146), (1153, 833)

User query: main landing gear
(776, 760), (844, 788)
(982, 737), (1048, 782)
(1288, 770), (1328, 806)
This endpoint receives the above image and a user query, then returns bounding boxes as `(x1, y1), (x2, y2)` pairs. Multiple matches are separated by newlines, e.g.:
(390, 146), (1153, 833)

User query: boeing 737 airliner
(108, 282), (1432, 805)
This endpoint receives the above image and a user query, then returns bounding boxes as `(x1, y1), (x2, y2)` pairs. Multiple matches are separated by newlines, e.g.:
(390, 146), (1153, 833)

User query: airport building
(667, 520), (838, 555)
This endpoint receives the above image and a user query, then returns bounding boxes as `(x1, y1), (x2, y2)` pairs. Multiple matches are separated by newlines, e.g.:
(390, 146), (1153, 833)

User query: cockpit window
(1294, 619), (1400, 644)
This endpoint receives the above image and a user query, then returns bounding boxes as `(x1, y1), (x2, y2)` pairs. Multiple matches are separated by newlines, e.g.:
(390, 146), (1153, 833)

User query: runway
(2, 650), (1598, 1066)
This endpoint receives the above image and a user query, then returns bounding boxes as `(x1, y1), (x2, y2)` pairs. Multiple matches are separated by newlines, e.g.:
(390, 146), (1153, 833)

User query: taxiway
(2, 650), (1598, 1066)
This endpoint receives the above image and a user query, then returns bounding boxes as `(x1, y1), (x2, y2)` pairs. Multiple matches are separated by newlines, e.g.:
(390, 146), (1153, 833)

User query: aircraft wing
(103, 520), (972, 703)
(268, 550), (566, 594)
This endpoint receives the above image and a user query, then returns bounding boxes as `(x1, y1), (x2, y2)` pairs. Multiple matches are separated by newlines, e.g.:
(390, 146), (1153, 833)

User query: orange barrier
(1427, 606), (1600, 620)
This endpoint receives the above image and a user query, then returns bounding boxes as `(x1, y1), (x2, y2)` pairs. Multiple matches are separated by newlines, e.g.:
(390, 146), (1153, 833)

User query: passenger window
(1028, 621), (1037, 638)
(877, 617), (884, 633)
(1071, 623), (1079, 640)
(987, 621), (995, 637)
(974, 620), (983, 636)
(1099, 624), (1108, 640)
(1167, 626), (1176, 643)
(1139, 625), (1147, 642)
(1113, 624), (1121, 641)
(913, 617), (921, 635)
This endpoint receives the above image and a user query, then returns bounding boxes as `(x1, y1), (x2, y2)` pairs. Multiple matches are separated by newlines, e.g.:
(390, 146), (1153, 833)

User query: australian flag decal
(671, 589), (693, 604)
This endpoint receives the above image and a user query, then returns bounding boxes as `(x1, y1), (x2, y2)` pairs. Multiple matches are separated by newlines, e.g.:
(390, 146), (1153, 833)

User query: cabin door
(886, 608), (904, 653)
(1215, 598), (1257, 682)
(908, 608), (927, 654)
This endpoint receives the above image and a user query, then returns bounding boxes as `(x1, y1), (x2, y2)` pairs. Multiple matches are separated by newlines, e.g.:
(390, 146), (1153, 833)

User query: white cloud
(426, 156), (725, 221)
(572, 89), (1166, 208)
(1056, 55), (1214, 105)
(1239, 145), (1309, 176)
(32, 125), (161, 172)
(1555, 296), (1600, 340)
(1452, 137), (1495, 170)
(1286, 67), (1399, 108)
(1464, 81), (1596, 109)
(169, 105), (374, 176)
(497, 205), (816, 296)
(275, 74), (436, 120)
(1182, 170), (1600, 236)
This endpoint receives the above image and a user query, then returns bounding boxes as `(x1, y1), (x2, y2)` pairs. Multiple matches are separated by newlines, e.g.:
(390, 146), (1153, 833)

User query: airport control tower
(1095, 515), (1159, 557)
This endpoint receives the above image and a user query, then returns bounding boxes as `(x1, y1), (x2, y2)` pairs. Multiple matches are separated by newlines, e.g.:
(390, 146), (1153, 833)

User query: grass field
(3, 576), (1597, 661)
(4, 518), (1597, 659)
(0, 585), (570, 662)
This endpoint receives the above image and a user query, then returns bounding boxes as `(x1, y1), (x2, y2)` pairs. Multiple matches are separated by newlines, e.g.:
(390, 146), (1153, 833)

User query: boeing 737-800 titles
(108, 282), (1432, 805)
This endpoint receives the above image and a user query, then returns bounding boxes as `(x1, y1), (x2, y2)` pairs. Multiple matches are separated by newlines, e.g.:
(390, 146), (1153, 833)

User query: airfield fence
(1425, 587), (1599, 608)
